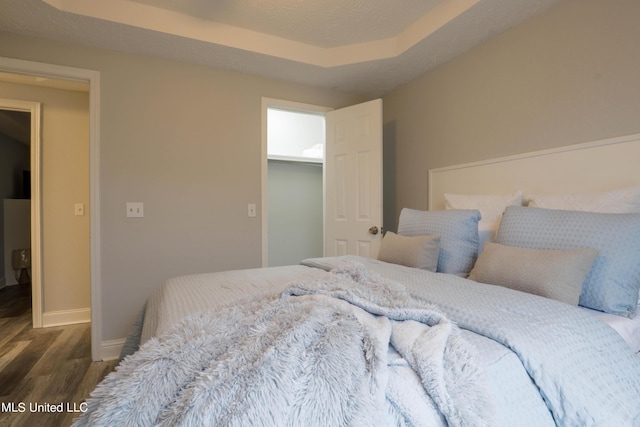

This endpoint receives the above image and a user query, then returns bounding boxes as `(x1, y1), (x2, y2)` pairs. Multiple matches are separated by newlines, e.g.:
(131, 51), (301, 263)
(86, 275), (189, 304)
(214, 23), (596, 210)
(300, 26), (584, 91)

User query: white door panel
(325, 99), (383, 258)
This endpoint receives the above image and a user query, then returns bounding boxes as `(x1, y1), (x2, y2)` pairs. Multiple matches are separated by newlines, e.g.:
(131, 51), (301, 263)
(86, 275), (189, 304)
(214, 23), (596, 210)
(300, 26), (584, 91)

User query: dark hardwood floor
(0, 284), (118, 427)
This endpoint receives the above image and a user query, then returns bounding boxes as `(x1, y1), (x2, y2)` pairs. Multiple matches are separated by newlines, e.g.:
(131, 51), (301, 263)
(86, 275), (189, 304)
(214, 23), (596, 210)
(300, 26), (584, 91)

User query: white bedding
(581, 305), (640, 353)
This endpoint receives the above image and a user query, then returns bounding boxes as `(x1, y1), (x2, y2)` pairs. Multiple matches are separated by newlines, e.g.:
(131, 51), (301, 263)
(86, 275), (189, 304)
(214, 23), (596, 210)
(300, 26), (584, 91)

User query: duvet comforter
(76, 256), (640, 426)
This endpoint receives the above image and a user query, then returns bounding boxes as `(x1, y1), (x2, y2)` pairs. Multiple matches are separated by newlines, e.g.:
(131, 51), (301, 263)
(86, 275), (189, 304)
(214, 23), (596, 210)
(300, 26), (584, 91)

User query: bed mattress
(127, 257), (640, 426)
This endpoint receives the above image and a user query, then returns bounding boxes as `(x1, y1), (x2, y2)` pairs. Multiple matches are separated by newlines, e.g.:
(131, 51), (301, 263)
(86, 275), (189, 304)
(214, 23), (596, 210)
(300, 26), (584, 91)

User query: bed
(74, 134), (640, 426)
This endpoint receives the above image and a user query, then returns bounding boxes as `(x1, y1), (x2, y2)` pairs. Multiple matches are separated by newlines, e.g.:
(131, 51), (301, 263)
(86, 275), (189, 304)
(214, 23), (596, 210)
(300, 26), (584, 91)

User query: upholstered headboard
(428, 133), (640, 210)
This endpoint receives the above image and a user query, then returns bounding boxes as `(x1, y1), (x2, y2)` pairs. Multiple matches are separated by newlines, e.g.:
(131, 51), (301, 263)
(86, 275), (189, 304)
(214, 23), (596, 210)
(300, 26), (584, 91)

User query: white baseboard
(99, 339), (125, 361)
(42, 308), (91, 327)
(40, 308), (125, 361)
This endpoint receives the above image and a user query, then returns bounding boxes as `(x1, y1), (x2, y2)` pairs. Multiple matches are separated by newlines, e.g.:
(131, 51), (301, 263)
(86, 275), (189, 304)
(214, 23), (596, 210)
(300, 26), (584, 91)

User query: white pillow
(445, 191), (523, 233)
(526, 187), (640, 213)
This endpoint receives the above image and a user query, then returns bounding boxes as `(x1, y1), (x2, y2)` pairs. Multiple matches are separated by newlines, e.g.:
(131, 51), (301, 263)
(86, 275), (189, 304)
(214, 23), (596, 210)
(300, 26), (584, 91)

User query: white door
(325, 99), (383, 258)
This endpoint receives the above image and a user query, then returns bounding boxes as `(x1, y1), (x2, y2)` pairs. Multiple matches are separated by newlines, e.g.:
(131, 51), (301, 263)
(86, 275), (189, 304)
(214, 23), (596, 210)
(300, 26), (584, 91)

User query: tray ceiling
(0, 0), (561, 97)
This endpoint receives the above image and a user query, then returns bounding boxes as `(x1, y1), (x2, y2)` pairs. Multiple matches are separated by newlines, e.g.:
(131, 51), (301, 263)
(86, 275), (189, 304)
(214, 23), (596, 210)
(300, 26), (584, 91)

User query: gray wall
(4, 0), (637, 345)
(0, 32), (364, 343)
(382, 0), (640, 230)
(268, 160), (323, 266)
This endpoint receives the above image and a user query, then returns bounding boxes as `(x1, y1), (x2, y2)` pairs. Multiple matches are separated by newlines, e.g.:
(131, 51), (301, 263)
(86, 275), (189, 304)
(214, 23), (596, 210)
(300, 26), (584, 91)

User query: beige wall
(0, 80), (90, 314)
(383, 0), (640, 229)
(0, 33), (364, 343)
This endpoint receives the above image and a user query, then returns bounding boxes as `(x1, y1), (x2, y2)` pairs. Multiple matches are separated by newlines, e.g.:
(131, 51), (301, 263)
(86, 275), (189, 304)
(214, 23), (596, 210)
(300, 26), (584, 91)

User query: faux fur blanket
(74, 263), (494, 426)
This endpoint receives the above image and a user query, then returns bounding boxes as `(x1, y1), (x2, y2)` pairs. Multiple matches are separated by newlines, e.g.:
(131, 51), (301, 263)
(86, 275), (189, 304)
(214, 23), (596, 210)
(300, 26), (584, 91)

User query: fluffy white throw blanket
(75, 263), (494, 426)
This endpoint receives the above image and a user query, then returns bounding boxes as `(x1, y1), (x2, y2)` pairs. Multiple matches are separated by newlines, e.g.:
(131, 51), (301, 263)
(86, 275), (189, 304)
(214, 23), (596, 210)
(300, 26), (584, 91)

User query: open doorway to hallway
(0, 74), (91, 332)
(0, 107), (31, 318)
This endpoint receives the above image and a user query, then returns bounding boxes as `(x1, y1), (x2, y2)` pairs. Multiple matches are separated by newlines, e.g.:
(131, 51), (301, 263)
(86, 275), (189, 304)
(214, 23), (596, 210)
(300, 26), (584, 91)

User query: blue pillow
(398, 208), (480, 276)
(496, 206), (640, 317)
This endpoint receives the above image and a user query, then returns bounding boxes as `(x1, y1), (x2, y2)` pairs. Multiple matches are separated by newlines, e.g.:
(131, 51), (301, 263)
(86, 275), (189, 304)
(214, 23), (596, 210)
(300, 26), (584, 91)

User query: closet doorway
(264, 101), (329, 267)
(261, 98), (383, 267)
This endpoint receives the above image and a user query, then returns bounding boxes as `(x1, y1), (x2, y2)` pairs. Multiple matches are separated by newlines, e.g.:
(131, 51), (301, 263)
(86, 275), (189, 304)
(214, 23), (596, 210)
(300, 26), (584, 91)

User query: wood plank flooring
(0, 284), (118, 427)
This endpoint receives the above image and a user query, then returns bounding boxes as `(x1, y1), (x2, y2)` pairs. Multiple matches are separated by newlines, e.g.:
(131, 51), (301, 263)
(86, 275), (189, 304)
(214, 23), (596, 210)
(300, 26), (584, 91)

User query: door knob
(368, 226), (379, 235)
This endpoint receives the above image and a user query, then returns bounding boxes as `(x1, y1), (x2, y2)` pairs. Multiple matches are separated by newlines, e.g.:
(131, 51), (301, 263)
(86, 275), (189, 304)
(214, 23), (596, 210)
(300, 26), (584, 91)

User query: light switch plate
(126, 202), (144, 218)
(74, 203), (85, 216)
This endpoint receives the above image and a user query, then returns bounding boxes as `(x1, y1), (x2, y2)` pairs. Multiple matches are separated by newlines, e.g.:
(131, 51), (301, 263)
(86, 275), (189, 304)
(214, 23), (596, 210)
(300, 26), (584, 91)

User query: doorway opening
(261, 98), (332, 267)
(0, 98), (41, 328)
(261, 98), (384, 267)
(0, 107), (32, 321)
(0, 57), (102, 360)
(266, 107), (326, 267)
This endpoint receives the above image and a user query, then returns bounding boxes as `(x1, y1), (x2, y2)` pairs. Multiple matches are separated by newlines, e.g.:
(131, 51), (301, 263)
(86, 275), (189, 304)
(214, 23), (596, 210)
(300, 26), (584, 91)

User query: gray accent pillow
(497, 206), (640, 317)
(398, 208), (481, 276)
(468, 242), (598, 305)
(377, 232), (440, 271)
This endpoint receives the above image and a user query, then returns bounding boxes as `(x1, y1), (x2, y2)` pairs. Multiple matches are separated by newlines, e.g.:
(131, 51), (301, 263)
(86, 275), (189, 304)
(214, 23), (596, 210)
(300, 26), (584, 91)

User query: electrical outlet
(126, 202), (144, 218)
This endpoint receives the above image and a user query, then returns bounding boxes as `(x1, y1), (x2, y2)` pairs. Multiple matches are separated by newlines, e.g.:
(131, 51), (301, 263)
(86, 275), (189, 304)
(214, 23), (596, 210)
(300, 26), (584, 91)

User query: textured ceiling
(131, 0), (444, 47)
(0, 0), (562, 97)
